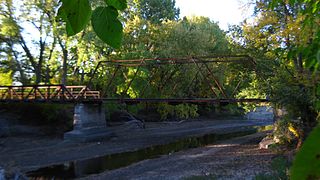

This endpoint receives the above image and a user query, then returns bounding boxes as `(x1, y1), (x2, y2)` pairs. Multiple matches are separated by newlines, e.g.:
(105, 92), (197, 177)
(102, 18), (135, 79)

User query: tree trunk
(62, 48), (68, 85)
(19, 36), (40, 84)
(58, 38), (68, 85)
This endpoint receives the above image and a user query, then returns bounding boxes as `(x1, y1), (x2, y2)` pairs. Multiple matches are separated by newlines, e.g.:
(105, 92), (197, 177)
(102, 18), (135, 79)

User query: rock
(0, 167), (27, 180)
(112, 119), (145, 136)
(123, 119), (145, 129)
(13, 171), (28, 180)
(259, 136), (275, 149)
(110, 110), (145, 129)
(273, 136), (281, 143)
(0, 167), (5, 180)
(273, 107), (288, 120)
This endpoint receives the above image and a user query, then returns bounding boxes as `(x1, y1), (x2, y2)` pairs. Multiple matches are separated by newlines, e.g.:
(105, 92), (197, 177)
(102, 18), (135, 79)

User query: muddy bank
(82, 132), (276, 180)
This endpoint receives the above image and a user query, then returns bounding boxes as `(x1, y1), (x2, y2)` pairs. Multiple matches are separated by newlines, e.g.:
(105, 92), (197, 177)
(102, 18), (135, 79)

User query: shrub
(157, 103), (199, 120)
(273, 116), (301, 147)
(0, 103), (73, 133)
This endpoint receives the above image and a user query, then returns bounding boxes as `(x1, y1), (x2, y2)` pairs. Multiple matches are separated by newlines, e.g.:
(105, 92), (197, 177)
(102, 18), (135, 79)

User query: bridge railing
(0, 85), (100, 102)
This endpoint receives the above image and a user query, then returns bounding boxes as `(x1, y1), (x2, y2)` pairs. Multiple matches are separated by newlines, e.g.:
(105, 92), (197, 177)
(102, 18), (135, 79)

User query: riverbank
(83, 132), (277, 179)
(0, 117), (273, 179)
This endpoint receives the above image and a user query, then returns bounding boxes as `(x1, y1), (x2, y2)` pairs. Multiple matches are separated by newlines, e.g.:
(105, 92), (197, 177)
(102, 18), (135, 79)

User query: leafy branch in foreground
(57, 0), (127, 48)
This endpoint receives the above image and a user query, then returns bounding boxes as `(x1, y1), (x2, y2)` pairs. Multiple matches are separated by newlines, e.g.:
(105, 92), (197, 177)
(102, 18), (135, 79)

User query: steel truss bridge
(0, 55), (269, 104)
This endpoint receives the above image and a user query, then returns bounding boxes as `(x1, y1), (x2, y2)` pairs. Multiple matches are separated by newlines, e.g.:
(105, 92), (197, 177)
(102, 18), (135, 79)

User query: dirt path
(82, 132), (276, 180)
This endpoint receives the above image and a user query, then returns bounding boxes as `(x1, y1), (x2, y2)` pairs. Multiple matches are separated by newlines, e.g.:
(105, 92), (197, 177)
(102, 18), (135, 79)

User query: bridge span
(0, 56), (268, 104)
(0, 84), (268, 104)
(0, 56), (269, 142)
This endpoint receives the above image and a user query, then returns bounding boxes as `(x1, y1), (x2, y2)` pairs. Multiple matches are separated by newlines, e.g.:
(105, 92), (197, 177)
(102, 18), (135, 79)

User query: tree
(139, 0), (180, 24)
(0, 0), (117, 85)
(154, 16), (229, 57)
(229, 0), (320, 123)
(0, 0), (60, 84)
(95, 15), (234, 101)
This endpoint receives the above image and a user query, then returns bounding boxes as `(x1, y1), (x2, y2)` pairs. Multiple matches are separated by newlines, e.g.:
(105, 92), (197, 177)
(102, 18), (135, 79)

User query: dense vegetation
(0, 0), (255, 119)
(0, 0), (320, 178)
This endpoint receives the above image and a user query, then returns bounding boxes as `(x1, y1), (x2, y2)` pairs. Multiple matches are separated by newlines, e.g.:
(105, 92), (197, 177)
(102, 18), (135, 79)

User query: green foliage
(104, 102), (124, 119)
(290, 124), (320, 180)
(184, 175), (216, 180)
(58, 0), (127, 48)
(260, 0), (320, 179)
(229, 1), (320, 177)
(175, 104), (199, 120)
(255, 156), (289, 180)
(236, 76), (265, 99)
(105, 0), (127, 11)
(236, 74), (266, 112)
(0, 103), (73, 133)
(57, 0), (92, 36)
(268, 70), (317, 123)
(156, 16), (230, 57)
(223, 104), (244, 115)
(316, 84), (320, 110)
(157, 103), (174, 120)
(273, 117), (300, 145)
(139, 0), (180, 24)
(0, 17), (20, 38)
(119, 15), (230, 59)
(270, 156), (289, 178)
(96, 15), (234, 107)
(92, 7), (123, 48)
(157, 103), (199, 120)
(232, 0), (319, 123)
(127, 103), (145, 115)
(0, 71), (12, 85)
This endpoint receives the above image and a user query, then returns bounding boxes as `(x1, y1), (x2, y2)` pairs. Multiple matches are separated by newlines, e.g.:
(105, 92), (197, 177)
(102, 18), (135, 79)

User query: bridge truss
(88, 55), (268, 104)
(0, 55), (268, 104)
(0, 85), (100, 103)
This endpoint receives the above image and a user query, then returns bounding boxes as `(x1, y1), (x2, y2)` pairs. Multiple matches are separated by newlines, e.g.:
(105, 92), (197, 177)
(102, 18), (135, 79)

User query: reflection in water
(26, 128), (257, 179)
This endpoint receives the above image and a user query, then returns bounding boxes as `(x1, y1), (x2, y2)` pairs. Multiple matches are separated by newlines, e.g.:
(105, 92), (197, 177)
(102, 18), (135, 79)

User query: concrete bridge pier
(64, 103), (113, 142)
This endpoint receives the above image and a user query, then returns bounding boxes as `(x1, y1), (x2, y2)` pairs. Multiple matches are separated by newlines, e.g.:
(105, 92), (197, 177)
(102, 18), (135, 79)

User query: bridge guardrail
(0, 85), (101, 102)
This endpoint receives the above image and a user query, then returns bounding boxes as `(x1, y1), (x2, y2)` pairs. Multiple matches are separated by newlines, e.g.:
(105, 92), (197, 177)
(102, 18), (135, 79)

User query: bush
(273, 116), (301, 147)
(157, 103), (199, 120)
(255, 156), (289, 180)
(0, 103), (73, 133)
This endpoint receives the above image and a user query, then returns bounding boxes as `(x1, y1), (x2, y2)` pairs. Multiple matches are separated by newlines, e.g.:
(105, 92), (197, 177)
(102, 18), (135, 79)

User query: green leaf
(58, 0), (92, 36)
(305, 58), (315, 69)
(105, 0), (127, 11)
(91, 6), (123, 48)
(317, 50), (320, 63)
(287, 50), (296, 60)
(317, 84), (320, 96)
(290, 124), (320, 180)
(316, 100), (320, 110)
(289, 0), (296, 5)
(312, 1), (319, 13)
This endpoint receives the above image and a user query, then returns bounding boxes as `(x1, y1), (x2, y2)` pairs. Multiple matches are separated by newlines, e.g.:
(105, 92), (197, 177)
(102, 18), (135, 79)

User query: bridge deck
(0, 85), (268, 104)
(102, 98), (269, 104)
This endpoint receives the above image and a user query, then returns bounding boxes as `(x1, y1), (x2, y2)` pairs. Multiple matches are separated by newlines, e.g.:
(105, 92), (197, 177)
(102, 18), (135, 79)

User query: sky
(175, 0), (254, 30)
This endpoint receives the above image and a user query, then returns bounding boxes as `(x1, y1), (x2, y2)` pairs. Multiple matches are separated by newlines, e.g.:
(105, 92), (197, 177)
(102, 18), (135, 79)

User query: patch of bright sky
(175, 0), (254, 30)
